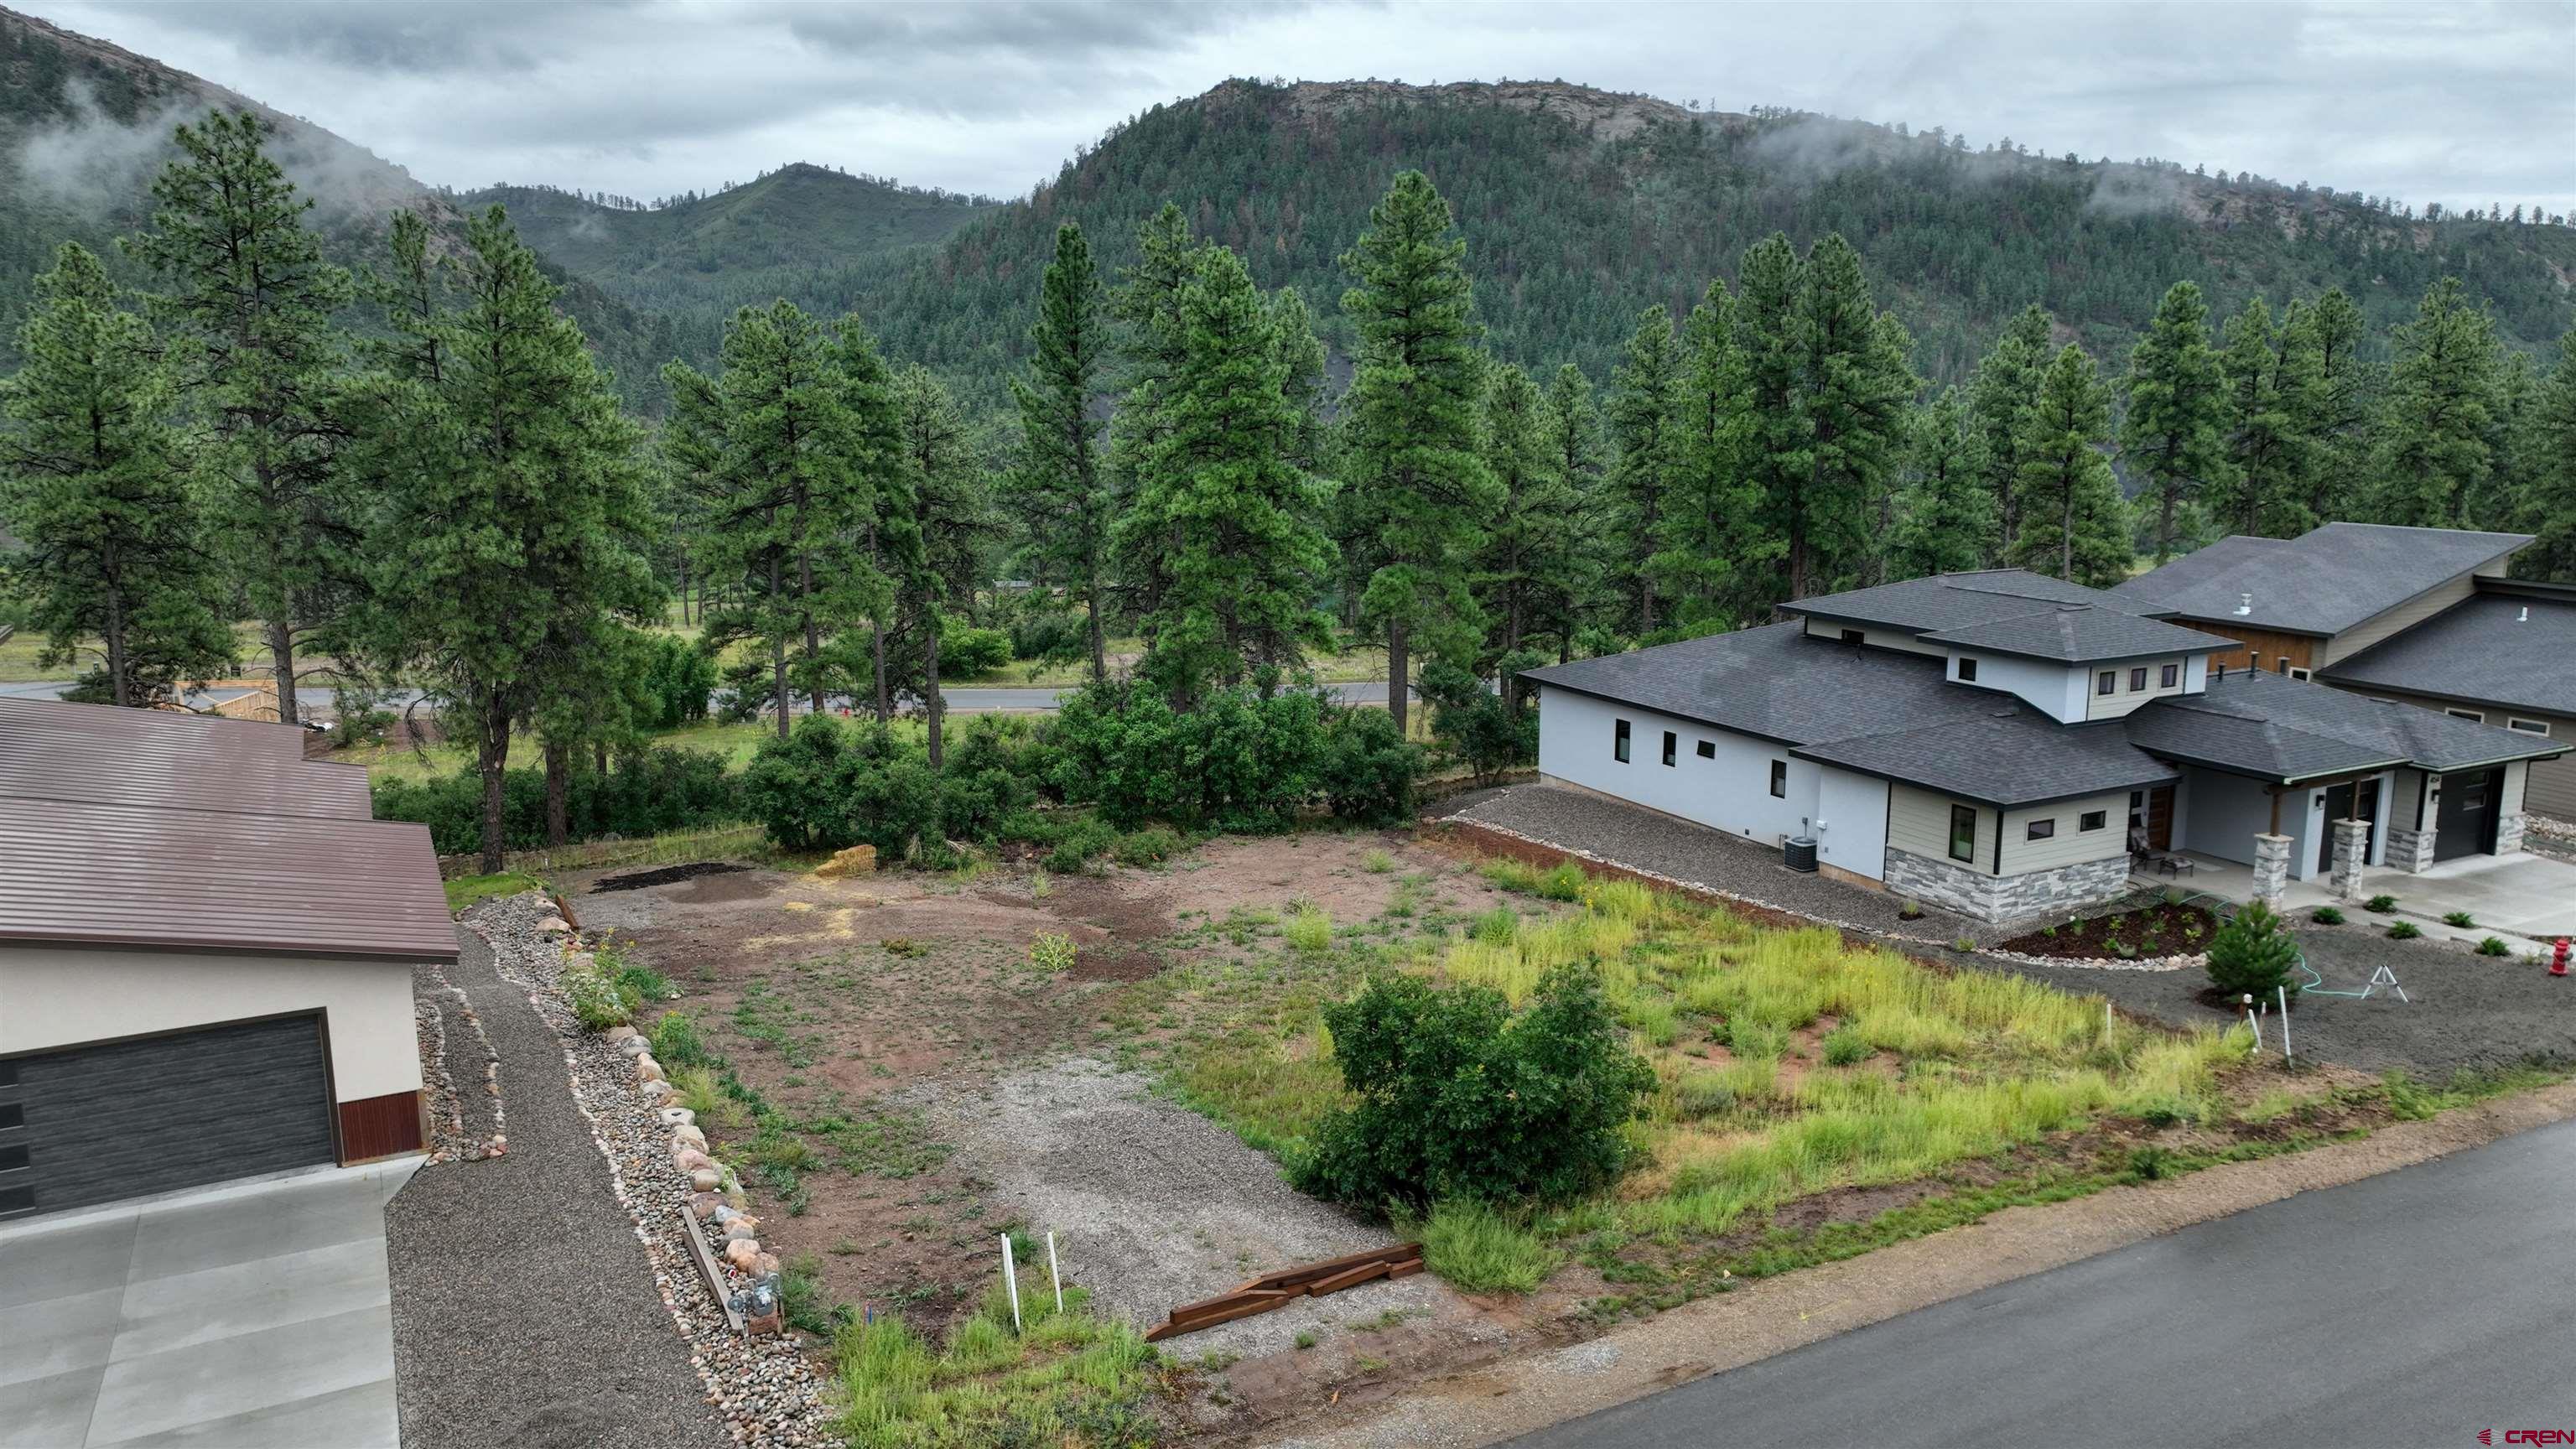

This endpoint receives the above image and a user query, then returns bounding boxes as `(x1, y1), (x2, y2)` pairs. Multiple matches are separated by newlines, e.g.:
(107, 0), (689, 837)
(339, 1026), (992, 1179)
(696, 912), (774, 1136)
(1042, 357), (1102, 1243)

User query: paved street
(1514, 1116), (2576, 1449)
(0, 680), (1397, 713)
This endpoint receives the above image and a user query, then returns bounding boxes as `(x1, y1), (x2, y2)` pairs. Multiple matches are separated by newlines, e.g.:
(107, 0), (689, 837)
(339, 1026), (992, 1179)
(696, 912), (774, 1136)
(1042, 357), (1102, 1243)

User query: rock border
(470, 893), (842, 1449)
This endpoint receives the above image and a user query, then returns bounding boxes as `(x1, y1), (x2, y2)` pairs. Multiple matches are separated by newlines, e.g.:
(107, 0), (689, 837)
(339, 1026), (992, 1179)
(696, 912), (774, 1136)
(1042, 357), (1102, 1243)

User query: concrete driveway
(0, 1161), (414, 1449)
(2373, 851), (2576, 940)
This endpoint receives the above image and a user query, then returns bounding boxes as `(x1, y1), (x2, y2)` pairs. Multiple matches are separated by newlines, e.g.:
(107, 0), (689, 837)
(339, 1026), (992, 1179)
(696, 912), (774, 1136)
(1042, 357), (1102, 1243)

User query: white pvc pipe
(1000, 1234), (1022, 1333)
(2277, 984), (2293, 1064)
(1046, 1231), (1064, 1314)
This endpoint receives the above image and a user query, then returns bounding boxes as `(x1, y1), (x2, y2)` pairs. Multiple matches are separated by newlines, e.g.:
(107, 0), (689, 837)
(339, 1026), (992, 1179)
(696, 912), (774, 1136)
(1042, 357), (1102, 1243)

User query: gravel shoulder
(385, 922), (730, 1449)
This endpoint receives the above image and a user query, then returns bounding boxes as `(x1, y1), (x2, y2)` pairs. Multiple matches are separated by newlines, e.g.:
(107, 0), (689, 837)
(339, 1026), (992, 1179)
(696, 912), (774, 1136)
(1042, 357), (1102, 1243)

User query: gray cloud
(23, 1), (2572, 216)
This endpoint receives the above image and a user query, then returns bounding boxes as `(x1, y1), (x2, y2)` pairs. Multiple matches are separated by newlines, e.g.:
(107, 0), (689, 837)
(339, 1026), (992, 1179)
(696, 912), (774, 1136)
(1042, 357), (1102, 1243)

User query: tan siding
(1800, 616), (1942, 656)
(2321, 572), (2475, 664)
(1889, 783), (1992, 875)
(2083, 657), (2191, 719)
(1998, 792), (2132, 873)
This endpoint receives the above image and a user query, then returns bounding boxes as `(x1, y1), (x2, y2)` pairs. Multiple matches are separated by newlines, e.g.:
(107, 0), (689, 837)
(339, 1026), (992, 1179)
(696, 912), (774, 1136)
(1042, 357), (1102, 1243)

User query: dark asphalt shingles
(386, 924), (728, 1449)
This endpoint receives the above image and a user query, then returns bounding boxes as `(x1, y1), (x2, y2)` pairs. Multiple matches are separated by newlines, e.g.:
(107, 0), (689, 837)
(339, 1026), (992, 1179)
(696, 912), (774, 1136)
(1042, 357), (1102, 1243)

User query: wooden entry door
(2142, 785), (2175, 851)
(2317, 779), (2381, 874)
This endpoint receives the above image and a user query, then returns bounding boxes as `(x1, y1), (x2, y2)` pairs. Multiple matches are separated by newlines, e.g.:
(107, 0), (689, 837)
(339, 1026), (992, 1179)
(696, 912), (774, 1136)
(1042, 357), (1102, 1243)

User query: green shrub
(1049, 681), (1328, 830)
(938, 621), (1012, 677)
(1294, 967), (1655, 1210)
(1113, 827), (1184, 867)
(1416, 1201), (1560, 1293)
(1043, 816), (1120, 873)
(1420, 659), (1536, 783)
(2310, 906), (2345, 925)
(1285, 906), (1334, 953)
(2364, 894), (2399, 913)
(1317, 706), (1425, 827)
(371, 745), (741, 856)
(2443, 911), (2476, 928)
(2386, 920), (2423, 940)
(1363, 848), (1394, 874)
(2206, 901), (2300, 1000)
(1029, 932), (1077, 974)
(1820, 1025), (1871, 1066)
(650, 1010), (709, 1067)
(562, 953), (630, 1031)
(2475, 936), (2511, 957)
(1470, 906), (1519, 945)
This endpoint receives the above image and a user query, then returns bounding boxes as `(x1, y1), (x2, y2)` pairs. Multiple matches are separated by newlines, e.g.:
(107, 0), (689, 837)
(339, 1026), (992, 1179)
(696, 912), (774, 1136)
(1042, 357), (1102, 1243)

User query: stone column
(2329, 818), (2368, 899)
(2495, 812), (2527, 856)
(2250, 833), (2292, 908)
(2381, 824), (2436, 873)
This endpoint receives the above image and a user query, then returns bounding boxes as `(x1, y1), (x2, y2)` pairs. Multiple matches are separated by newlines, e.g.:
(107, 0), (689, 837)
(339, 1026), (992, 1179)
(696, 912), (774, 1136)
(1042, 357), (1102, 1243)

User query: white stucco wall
(1815, 768), (1890, 881)
(0, 948), (424, 1102)
(1536, 688), (1822, 848)
(1950, 652), (2087, 723)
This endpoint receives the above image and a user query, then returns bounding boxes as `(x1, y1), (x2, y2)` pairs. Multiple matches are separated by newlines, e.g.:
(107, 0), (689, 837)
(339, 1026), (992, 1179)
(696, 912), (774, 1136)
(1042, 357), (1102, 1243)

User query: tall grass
(834, 1275), (1152, 1447)
(1416, 1201), (1561, 1293)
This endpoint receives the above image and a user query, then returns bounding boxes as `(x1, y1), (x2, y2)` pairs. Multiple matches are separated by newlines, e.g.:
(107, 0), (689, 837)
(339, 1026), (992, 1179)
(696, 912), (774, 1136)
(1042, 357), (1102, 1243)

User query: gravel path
(387, 925), (730, 1449)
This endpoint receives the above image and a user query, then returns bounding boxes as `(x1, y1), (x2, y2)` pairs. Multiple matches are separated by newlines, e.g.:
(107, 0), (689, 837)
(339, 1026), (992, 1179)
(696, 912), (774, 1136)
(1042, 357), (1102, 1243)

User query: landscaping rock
(723, 1239), (764, 1270)
(673, 1146), (714, 1172)
(690, 1167), (721, 1192)
(603, 1025), (639, 1044)
(620, 1035), (653, 1057)
(672, 1124), (708, 1152)
(688, 1192), (722, 1220)
(536, 917), (572, 935)
(638, 1078), (674, 1104)
(635, 1054), (666, 1083)
(658, 1107), (695, 1127)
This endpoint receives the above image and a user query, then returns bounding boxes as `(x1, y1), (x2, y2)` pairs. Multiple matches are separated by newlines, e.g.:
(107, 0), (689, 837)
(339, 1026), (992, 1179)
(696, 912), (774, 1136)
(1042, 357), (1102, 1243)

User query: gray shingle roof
(1520, 621), (1992, 746)
(2111, 522), (2530, 636)
(2124, 667), (2566, 782)
(1918, 605), (2236, 662)
(1782, 569), (2165, 634)
(2319, 592), (2576, 718)
(1793, 709), (2176, 806)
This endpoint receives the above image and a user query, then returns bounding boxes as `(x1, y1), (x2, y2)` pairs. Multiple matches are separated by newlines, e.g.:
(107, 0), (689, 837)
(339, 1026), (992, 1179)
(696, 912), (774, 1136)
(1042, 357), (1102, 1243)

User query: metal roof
(0, 699), (454, 962)
(2320, 592), (2576, 719)
(0, 699), (370, 819)
(2111, 522), (2531, 636)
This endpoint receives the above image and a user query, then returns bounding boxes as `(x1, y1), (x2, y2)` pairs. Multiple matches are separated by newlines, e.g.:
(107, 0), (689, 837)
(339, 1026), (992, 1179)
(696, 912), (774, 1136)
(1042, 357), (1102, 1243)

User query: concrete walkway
(0, 1161), (416, 1448)
(384, 925), (725, 1449)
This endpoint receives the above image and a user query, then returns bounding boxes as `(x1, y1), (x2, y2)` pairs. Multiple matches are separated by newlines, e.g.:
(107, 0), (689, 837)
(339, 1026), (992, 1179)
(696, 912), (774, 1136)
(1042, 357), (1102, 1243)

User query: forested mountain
(0, 6), (667, 402)
(461, 166), (994, 365)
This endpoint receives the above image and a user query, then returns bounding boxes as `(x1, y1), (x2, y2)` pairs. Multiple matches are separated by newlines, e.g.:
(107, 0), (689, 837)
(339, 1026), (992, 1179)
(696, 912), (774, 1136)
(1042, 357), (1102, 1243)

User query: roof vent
(2233, 592), (2253, 616)
(2519, 605), (2531, 623)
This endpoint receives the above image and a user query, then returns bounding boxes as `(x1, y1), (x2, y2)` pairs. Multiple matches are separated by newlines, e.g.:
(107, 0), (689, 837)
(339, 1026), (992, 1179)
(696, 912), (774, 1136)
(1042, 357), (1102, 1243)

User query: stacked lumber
(1142, 1242), (1424, 1343)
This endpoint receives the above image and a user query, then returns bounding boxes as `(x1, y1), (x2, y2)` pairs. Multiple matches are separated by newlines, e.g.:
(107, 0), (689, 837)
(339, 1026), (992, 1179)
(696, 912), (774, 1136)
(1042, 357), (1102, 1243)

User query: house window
(2288, 667), (2311, 681)
(2446, 708), (2485, 723)
(2080, 810), (2107, 832)
(1696, 739), (1716, 759)
(1956, 657), (1979, 682)
(1948, 804), (1976, 862)
(2509, 719), (2550, 735)
(2027, 818), (2056, 841)
(1662, 730), (1678, 767)
(2129, 667), (2148, 691)
(1614, 719), (1632, 761)
(2097, 670), (2116, 696)
(2160, 663), (2179, 688)
(1769, 760), (1788, 797)
(1840, 628), (1866, 646)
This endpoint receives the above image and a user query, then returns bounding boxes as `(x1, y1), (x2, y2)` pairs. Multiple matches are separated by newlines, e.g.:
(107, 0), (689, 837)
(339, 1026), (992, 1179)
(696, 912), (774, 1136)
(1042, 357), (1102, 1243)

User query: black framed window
(1661, 730), (1678, 766)
(1948, 804), (1976, 862)
(2129, 667), (2148, 691)
(1614, 719), (1631, 761)
(2509, 719), (2550, 735)
(2446, 708), (2483, 723)
(1956, 657), (1978, 682)
(2027, 818), (2056, 841)
(2160, 662), (2179, 688)
(1840, 628), (1866, 645)
(1769, 760), (1788, 797)
(2097, 670), (2116, 696)
(2080, 810), (2107, 832)
(1696, 740), (1716, 759)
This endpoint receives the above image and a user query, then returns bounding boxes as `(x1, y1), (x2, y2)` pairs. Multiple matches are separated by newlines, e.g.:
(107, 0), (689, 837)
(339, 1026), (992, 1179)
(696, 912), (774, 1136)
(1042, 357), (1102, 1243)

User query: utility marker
(1000, 1233), (1022, 1333)
(2277, 984), (2293, 1066)
(1046, 1231), (1064, 1314)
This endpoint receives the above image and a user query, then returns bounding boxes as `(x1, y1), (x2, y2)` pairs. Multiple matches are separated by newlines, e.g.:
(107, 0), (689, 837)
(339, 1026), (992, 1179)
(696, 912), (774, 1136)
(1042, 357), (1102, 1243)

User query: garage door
(2433, 766), (2503, 863)
(0, 1015), (336, 1218)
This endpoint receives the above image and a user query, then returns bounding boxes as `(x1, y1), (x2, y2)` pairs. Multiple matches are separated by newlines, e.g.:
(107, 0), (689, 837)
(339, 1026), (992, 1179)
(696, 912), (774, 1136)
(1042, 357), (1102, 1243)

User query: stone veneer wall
(2382, 824), (2437, 874)
(2495, 812), (2527, 857)
(1883, 847), (2134, 924)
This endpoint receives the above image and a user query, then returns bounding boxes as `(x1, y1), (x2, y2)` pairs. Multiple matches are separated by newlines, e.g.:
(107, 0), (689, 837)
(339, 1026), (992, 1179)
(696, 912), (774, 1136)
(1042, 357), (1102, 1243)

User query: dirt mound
(590, 860), (752, 894)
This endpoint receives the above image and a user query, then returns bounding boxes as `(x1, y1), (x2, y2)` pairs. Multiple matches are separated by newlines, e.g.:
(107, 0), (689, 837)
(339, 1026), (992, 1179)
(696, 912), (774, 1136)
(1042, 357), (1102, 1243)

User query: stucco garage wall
(2178, 766), (2323, 880)
(1537, 688), (1820, 847)
(0, 948), (423, 1103)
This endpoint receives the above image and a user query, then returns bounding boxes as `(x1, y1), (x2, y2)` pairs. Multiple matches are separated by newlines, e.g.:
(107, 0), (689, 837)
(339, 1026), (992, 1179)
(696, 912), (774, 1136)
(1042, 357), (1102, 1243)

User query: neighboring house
(0, 698), (453, 1218)
(1521, 569), (2566, 923)
(2116, 522), (2576, 822)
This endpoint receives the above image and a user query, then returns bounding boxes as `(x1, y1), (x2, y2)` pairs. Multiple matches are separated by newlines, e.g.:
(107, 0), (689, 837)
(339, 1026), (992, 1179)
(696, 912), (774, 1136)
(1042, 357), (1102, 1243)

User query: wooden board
(1145, 1242), (1426, 1343)
(1238, 1242), (1424, 1293)
(678, 1208), (746, 1332)
(1306, 1260), (1392, 1296)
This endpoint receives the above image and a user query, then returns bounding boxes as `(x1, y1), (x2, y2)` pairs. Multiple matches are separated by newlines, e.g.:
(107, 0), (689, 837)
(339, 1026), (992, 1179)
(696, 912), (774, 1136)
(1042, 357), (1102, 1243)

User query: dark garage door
(2433, 766), (2503, 863)
(0, 1015), (336, 1218)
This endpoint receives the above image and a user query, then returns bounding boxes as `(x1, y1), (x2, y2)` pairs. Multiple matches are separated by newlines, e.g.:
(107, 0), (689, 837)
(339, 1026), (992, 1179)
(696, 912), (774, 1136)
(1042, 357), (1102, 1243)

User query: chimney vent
(2233, 592), (2253, 616)
(2519, 605), (2531, 622)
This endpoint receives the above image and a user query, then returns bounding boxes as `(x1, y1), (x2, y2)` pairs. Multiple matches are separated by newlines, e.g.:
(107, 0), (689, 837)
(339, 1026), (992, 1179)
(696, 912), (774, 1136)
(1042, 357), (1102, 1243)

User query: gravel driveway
(385, 927), (728, 1449)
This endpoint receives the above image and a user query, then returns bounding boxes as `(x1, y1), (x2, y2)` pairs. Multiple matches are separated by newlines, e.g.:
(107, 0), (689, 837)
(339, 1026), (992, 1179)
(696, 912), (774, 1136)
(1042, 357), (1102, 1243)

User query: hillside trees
(2009, 344), (2132, 586)
(127, 110), (356, 724)
(361, 207), (657, 871)
(1966, 304), (2054, 553)
(2508, 330), (2576, 582)
(2363, 278), (2499, 527)
(886, 364), (995, 764)
(1473, 358), (1583, 671)
(1886, 388), (1995, 579)
(1006, 221), (1112, 682)
(2120, 281), (2231, 563)
(2212, 296), (2305, 538)
(1339, 171), (1496, 736)
(1602, 304), (1681, 632)
(1652, 283), (1748, 621)
(0, 243), (232, 705)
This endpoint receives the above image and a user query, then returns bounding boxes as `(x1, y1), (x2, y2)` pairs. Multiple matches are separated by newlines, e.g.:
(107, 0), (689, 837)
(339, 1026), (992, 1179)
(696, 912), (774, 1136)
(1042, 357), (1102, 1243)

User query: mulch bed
(591, 860), (753, 893)
(1994, 901), (2222, 963)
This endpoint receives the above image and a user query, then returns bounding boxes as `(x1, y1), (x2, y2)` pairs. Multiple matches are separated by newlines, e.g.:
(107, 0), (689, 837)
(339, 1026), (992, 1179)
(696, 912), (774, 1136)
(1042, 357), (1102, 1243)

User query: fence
(437, 823), (766, 880)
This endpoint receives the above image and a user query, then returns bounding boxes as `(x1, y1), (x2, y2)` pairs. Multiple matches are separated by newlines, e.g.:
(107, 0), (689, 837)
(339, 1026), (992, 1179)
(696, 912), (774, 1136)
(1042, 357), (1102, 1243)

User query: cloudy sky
(29, 1), (2575, 213)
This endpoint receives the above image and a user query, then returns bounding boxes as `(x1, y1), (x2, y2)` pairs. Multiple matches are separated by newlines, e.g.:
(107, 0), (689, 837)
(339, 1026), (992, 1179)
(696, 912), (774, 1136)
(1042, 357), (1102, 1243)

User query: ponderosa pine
(2009, 344), (2132, 587)
(1007, 222), (1112, 683)
(2121, 281), (2231, 564)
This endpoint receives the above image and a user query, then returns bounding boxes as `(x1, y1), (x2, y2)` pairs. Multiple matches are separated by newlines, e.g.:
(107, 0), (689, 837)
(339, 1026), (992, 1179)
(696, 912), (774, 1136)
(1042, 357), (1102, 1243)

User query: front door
(2144, 785), (2175, 851)
(2433, 767), (2503, 862)
(2317, 778), (2381, 874)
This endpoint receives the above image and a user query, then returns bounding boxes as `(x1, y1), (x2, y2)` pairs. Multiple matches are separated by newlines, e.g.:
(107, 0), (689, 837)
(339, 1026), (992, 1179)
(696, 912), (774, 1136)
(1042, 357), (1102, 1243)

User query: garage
(2435, 766), (2503, 861)
(0, 1014), (339, 1217)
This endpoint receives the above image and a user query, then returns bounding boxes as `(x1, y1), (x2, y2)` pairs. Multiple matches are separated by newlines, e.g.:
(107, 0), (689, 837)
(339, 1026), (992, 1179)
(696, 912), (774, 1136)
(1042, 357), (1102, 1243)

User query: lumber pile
(1142, 1242), (1424, 1343)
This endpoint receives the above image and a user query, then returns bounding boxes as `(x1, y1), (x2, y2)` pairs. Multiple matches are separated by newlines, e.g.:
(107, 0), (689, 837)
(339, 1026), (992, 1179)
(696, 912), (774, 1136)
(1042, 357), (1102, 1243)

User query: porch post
(2251, 833), (2292, 908)
(2329, 818), (2368, 900)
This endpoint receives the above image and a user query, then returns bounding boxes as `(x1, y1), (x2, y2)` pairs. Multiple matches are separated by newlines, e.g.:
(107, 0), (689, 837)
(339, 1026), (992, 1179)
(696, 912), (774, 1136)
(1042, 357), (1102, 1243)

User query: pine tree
(1339, 171), (1495, 737)
(1540, 363), (1607, 656)
(2465, 351), (2535, 533)
(2120, 281), (2231, 563)
(1006, 221), (1111, 683)
(2511, 330), (2576, 583)
(2009, 345), (2132, 586)
(1652, 282), (1749, 621)
(1603, 304), (1682, 631)
(1793, 236), (1918, 595)
(364, 207), (657, 872)
(1967, 304), (2054, 551)
(1122, 245), (1334, 705)
(2293, 288), (2374, 526)
(127, 109), (354, 724)
(0, 242), (231, 705)
(889, 364), (996, 765)
(2365, 278), (2500, 527)
(1732, 235), (1806, 599)
(1108, 204), (1200, 638)
(1266, 286), (1332, 474)
(1886, 388), (1995, 579)
(1475, 358), (1583, 672)
(2215, 297), (2307, 537)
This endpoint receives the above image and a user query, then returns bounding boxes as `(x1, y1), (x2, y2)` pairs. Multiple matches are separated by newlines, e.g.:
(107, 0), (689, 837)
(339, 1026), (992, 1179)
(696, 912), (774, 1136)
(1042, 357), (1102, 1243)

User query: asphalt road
(0, 679), (1396, 712)
(1515, 1116), (2576, 1449)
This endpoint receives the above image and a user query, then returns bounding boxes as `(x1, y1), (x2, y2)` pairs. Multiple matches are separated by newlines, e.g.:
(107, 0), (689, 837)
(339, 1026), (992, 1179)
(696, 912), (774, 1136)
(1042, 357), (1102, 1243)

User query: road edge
(1265, 1078), (2576, 1449)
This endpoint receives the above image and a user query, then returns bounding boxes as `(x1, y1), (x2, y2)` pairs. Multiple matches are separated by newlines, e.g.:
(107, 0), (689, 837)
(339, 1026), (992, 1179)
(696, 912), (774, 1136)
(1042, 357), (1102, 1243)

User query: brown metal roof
(0, 699), (454, 962)
(0, 797), (459, 961)
(0, 699), (371, 819)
